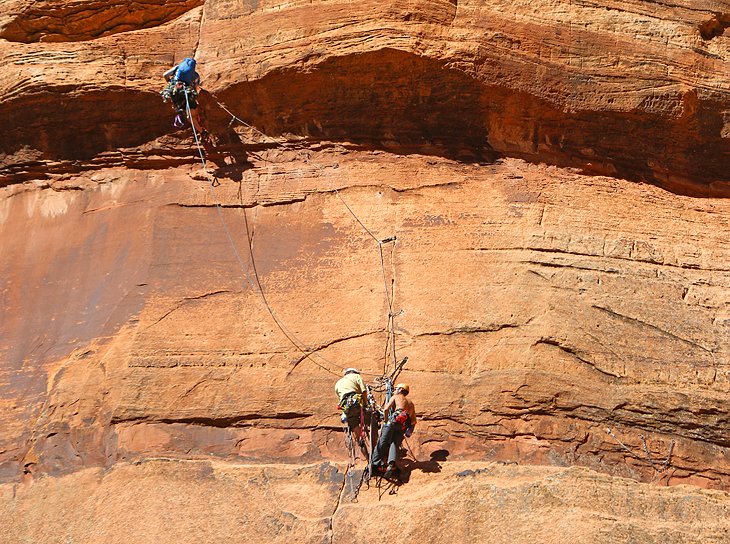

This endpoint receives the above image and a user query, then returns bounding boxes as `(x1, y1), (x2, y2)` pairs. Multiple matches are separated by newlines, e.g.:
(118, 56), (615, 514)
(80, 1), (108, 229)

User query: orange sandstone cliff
(1, 0), (730, 542)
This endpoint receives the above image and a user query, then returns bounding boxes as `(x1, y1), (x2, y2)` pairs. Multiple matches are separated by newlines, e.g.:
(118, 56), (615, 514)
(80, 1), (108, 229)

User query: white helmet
(344, 368), (359, 376)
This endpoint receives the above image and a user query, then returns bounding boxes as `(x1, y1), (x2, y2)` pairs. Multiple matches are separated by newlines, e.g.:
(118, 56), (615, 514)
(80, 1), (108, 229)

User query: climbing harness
(339, 388), (379, 463)
(162, 80), (199, 127)
(392, 408), (410, 428)
(348, 388), (384, 502)
(338, 392), (361, 413)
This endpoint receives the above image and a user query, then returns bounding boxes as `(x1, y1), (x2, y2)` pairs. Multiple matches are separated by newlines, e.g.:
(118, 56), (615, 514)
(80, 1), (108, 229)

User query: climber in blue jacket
(161, 57), (203, 132)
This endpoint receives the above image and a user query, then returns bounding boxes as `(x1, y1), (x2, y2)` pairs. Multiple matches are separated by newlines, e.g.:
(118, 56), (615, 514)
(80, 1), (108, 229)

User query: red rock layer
(1, 0), (729, 192)
(0, 0), (204, 43)
(1, 0), (730, 535)
(1, 149), (730, 492)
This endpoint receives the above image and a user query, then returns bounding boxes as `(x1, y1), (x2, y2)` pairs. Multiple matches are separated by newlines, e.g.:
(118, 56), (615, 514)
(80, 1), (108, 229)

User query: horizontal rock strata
(1, 0), (730, 540)
(0, 0), (205, 43)
(3, 460), (730, 543)
(1, 150), (729, 491)
(1, 0), (728, 192)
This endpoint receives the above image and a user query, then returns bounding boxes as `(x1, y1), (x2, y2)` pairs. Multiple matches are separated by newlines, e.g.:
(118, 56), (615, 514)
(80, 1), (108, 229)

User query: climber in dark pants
(372, 383), (416, 479)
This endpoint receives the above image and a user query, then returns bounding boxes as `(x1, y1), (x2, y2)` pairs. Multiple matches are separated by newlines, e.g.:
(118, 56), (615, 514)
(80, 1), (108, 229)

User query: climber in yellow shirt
(335, 368), (371, 455)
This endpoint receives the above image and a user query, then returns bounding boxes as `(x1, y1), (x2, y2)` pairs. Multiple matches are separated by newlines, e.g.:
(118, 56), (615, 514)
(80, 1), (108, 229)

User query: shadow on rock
(397, 449), (450, 484)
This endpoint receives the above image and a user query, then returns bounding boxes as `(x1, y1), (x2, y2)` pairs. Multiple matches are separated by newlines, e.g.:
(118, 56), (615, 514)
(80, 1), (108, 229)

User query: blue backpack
(175, 57), (199, 85)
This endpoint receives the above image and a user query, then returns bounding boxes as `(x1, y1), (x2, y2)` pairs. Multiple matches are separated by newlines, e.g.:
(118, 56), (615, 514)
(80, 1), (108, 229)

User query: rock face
(2, 0), (729, 191)
(1, 0), (730, 540)
(0, 0), (205, 43)
(4, 460), (730, 544)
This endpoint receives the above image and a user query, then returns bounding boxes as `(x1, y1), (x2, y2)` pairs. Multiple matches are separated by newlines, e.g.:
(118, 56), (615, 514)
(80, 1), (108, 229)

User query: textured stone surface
(0, 0), (204, 43)
(2, 460), (342, 544)
(1, 0), (730, 540)
(3, 460), (730, 544)
(2, 151), (730, 490)
(1, 0), (729, 191)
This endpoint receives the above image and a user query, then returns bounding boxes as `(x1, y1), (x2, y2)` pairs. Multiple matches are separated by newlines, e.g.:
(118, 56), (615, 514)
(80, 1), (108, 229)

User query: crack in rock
(592, 304), (715, 354)
(143, 290), (233, 330)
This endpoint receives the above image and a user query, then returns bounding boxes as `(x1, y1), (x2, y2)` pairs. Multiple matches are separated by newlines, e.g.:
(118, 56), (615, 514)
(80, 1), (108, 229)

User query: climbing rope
(184, 96), (403, 380)
(210, 94), (292, 165)
(403, 435), (418, 463)
(182, 98), (414, 501)
(212, 96), (287, 143)
(191, 96), (407, 382)
(343, 424), (358, 467)
(605, 427), (675, 473)
(238, 206), (349, 377)
(334, 189), (401, 379)
(184, 92), (346, 376)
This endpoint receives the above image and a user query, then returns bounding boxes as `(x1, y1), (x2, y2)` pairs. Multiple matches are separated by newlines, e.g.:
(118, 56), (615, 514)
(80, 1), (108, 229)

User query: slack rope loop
(238, 208), (347, 377)
(200, 101), (384, 376)
(184, 92), (344, 377)
(182, 95), (408, 384)
(183, 96), (416, 501)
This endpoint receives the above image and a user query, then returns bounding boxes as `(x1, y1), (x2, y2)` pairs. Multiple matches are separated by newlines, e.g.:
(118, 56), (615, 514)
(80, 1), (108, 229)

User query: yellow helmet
(395, 383), (410, 394)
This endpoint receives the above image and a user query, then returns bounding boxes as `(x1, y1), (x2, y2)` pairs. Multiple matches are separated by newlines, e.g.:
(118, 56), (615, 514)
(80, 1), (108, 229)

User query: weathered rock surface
(3, 460), (730, 543)
(1, 0), (729, 191)
(2, 150), (730, 490)
(0, 0), (205, 43)
(1, 0), (730, 540)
